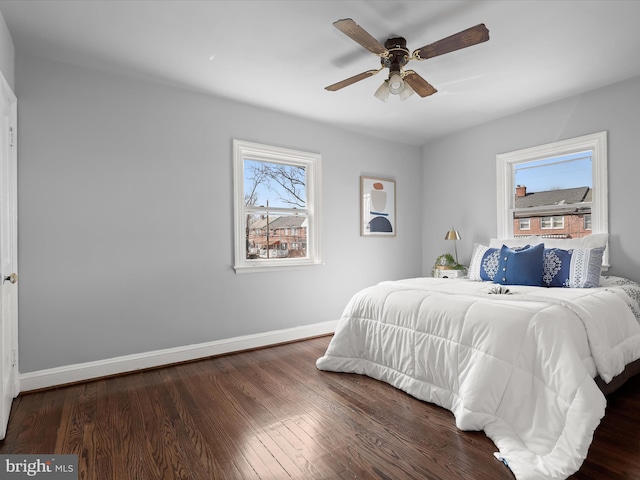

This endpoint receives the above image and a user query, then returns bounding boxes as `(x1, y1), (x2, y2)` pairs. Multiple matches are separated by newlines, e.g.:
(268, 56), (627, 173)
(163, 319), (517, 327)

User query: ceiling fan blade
(403, 71), (437, 97)
(412, 24), (489, 60)
(325, 69), (382, 91)
(333, 18), (387, 56)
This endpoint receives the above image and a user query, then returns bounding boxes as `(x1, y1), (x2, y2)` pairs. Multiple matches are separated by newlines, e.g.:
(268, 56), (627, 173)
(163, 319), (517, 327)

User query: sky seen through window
(514, 151), (592, 193)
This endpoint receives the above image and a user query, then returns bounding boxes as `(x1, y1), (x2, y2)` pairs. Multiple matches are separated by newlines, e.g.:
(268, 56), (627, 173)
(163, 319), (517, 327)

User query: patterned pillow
(468, 244), (501, 281)
(493, 243), (545, 287)
(542, 246), (605, 288)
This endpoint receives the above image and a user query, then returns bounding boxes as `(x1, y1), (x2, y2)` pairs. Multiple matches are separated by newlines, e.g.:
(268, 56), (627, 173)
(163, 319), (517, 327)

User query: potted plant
(434, 253), (465, 270)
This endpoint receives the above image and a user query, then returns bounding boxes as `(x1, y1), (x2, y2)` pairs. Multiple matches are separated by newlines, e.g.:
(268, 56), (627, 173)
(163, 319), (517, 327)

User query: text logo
(0, 455), (77, 479)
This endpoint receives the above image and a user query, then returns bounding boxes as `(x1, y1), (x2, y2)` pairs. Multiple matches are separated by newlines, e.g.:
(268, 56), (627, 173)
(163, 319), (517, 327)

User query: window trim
(233, 139), (322, 273)
(496, 131), (608, 266)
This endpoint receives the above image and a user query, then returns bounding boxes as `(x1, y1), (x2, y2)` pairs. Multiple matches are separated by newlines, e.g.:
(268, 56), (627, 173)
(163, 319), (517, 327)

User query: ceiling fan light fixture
(374, 80), (390, 102)
(326, 19), (490, 102)
(399, 82), (415, 101)
(388, 72), (404, 95)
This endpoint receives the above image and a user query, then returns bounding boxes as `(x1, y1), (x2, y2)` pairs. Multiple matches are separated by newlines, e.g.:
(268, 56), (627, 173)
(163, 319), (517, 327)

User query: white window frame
(233, 139), (322, 273)
(496, 131), (608, 266)
(518, 218), (531, 230)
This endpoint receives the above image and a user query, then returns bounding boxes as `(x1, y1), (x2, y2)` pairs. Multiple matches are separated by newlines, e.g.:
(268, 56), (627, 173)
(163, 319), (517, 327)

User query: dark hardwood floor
(2, 335), (640, 479)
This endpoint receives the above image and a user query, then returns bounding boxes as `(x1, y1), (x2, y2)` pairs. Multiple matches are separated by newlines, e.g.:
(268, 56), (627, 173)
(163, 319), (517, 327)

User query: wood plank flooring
(2, 335), (640, 479)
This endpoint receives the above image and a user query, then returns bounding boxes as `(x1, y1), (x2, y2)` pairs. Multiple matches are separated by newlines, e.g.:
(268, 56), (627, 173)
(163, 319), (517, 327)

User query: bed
(316, 236), (640, 480)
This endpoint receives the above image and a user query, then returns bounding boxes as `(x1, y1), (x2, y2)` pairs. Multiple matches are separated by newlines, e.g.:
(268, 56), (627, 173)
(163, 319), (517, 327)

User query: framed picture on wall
(361, 176), (396, 236)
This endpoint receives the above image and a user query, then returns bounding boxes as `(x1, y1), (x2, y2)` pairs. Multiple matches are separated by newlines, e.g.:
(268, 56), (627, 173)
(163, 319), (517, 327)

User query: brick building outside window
(512, 185), (592, 239)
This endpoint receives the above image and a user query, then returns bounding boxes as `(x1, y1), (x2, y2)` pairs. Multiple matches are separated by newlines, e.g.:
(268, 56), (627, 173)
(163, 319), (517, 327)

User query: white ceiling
(2, 0), (640, 146)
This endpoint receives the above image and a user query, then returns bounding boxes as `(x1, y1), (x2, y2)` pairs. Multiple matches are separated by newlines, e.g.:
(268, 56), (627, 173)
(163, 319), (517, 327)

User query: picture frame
(360, 176), (396, 236)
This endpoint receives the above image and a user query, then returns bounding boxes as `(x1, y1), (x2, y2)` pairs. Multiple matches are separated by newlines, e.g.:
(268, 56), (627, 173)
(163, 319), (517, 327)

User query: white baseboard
(19, 320), (338, 392)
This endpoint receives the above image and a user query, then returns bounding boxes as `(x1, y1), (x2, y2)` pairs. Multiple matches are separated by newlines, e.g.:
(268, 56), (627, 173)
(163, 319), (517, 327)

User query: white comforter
(316, 277), (640, 480)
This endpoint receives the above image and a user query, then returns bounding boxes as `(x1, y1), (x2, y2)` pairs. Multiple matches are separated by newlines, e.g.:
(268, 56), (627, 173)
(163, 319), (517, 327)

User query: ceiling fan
(325, 19), (490, 101)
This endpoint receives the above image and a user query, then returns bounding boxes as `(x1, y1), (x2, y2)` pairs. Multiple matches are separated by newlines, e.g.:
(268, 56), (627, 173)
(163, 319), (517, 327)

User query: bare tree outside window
(244, 161), (306, 208)
(243, 160), (308, 260)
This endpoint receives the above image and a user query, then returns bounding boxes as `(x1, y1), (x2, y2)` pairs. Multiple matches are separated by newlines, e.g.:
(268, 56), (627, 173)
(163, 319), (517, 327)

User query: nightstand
(432, 267), (467, 279)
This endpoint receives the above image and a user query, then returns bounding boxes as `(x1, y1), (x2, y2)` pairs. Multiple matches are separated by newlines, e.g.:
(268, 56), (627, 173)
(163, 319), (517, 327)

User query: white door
(0, 72), (18, 440)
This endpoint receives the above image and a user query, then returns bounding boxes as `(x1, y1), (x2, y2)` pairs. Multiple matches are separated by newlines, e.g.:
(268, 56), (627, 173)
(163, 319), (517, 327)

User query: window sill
(233, 261), (324, 274)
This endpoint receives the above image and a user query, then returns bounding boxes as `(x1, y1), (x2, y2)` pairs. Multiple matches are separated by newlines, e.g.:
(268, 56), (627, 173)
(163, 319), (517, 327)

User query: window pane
(514, 152), (592, 192)
(245, 213), (307, 260)
(512, 152), (591, 238)
(244, 159), (306, 209)
(553, 216), (564, 228)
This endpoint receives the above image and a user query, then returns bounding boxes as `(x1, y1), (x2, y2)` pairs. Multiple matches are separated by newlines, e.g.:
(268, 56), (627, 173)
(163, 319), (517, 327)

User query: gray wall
(16, 52), (423, 373)
(0, 8), (14, 89)
(14, 38), (640, 374)
(421, 74), (640, 282)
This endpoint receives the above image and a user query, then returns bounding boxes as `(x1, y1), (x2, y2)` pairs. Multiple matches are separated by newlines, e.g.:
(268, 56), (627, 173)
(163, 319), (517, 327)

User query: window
(540, 216), (564, 229)
(519, 218), (531, 230)
(497, 131), (608, 266)
(233, 140), (322, 272)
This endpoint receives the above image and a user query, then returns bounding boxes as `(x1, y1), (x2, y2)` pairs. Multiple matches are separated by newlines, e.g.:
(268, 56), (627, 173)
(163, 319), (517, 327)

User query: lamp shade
(399, 82), (415, 101)
(445, 228), (461, 241)
(388, 72), (404, 95)
(374, 80), (390, 102)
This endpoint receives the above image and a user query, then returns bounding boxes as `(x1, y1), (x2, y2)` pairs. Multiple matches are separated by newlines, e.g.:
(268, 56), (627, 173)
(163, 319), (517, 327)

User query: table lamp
(445, 228), (461, 265)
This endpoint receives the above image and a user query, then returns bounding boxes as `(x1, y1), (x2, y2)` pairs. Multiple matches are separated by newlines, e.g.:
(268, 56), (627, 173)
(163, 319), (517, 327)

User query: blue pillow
(493, 244), (545, 286)
(542, 246), (605, 288)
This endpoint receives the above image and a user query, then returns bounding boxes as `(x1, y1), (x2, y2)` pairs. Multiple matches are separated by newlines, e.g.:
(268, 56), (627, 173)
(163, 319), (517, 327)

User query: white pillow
(489, 236), (542, 248)
(489, 233), (608, 250)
